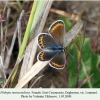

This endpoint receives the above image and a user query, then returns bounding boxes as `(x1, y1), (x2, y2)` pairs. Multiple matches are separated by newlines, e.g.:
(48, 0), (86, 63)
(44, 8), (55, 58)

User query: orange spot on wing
(50, 23), (64, 34)
(39, 52), (45, 61)
(50, 61), (64, 68)
(38, 35), (44, 48)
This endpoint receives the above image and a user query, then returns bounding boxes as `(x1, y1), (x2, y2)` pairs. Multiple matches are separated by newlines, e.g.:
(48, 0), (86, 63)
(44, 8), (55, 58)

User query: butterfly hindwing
(37, 51), (58, 61)
(49, 51), (66, 69)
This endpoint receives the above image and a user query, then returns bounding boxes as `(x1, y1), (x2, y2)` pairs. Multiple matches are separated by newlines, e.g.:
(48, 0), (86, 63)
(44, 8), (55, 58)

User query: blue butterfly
(37, 20), (66, 69)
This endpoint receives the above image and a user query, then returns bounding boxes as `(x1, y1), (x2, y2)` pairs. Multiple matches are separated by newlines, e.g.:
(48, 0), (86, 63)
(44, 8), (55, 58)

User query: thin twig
(4, 10), (24, 71)
(29, 75), (44, 88)
(17, 19), (22, 49)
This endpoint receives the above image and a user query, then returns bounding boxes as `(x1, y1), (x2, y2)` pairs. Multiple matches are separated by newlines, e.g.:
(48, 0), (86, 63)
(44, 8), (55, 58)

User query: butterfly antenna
(65, 49), (74, 59)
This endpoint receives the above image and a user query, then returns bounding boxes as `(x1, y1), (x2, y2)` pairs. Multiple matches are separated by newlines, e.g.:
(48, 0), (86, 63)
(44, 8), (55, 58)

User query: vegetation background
(0, 1), (100, 88)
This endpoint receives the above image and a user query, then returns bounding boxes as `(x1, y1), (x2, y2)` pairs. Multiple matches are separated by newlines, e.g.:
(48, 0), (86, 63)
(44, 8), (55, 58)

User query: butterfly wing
(49, 51), (66, 69)
(37, 20), (66, 70)
(37, 51), (58, 61)
(38, 33), (58, 49)
(48, 20), (65, 46)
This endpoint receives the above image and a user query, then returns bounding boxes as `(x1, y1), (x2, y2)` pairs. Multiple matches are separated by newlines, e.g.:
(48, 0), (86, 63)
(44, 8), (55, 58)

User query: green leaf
(0, 78), (3, 84)
(59, 16), (73, 31)
(67, 38), (100, 88)
(81, 38), (100, 88)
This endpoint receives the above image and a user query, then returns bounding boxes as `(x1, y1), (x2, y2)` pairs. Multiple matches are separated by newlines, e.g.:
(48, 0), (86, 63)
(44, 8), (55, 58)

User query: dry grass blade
(2, 8), (11, 63)
(0, 13), (5, 63)
(5, 7), (11, 42)
(3, 10), (24, 88)
(0, 13), (6, 86)
(4, 26), (18, 71)
(3, 56), (23, 88)
(29, 75), (44, 88)
(18, 0), (53, 81)
(30, 1), (53, 38)
(77, 74), (94, 88)
(15, 61), (49, 88)
(64, 19), (83, 47)
(17, 18), (22, 49)
(0, 56), (6, 84)
(19, 38), (37, 80)
(4, 10), (24, 71)
(50, 83), (56, 88)
(50, 8), (79, 21)
(0, 10), (10, 85)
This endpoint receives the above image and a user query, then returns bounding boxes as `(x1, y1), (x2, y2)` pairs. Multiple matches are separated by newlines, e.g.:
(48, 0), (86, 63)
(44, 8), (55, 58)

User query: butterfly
(37, 20), (66, 69)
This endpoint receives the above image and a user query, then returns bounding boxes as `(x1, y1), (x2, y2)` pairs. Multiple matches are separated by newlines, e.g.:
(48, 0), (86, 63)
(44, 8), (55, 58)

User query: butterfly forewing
(49, 20), (65, 46)
(38, 33), (58, 49)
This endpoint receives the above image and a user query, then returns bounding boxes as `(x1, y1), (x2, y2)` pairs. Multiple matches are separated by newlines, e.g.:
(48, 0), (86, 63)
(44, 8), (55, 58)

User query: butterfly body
(37, 20), (66, 69)
(44, 45), (64, 53)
